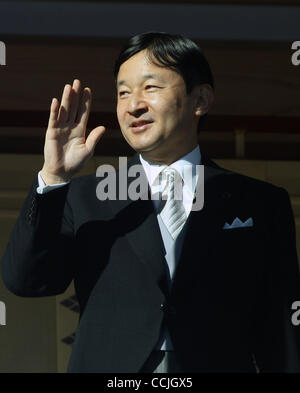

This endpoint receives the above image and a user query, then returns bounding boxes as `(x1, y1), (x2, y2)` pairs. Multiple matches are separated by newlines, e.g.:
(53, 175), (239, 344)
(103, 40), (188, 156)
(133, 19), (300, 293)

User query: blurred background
(0, 0), (299, 373)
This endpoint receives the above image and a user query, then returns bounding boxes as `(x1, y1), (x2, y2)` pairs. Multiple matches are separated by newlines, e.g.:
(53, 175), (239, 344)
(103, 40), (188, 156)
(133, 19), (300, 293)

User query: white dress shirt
(139, 145), (201, 218)
(139, 146), (201, 350)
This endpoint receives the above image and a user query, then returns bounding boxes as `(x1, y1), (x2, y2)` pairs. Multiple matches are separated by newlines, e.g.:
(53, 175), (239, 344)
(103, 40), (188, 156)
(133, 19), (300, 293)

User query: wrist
(40, 169), (71, 185)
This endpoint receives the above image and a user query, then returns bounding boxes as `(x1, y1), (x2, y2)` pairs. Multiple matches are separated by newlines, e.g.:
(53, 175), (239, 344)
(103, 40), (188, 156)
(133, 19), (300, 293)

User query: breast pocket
(221, 226), (255, 234)
(215, 226), (258, 261)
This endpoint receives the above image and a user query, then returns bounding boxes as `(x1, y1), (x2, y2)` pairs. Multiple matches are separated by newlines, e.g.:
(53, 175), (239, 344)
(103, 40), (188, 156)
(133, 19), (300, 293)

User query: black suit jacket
(1, 152), (300, 373)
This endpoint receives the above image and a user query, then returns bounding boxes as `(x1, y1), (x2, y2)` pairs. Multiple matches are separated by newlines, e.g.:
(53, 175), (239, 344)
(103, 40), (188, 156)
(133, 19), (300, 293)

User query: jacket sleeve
(252, 186), (300, 372)
(0, 175), (77, 297)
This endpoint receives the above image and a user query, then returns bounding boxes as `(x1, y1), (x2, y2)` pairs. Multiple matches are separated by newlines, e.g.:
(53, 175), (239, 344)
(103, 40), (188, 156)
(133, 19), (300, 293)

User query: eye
(145, 85), (157, 90)
(119, 91), (129, 97)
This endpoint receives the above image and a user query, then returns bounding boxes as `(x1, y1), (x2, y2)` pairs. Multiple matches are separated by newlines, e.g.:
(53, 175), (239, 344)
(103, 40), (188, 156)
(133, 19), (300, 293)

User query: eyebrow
(117, 73), (164, 88)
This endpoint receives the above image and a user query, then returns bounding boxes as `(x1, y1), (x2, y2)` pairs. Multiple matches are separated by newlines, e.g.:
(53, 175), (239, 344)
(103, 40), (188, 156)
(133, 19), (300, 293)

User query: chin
(125, 135), (157, 152)
(132, 137), (165, 153)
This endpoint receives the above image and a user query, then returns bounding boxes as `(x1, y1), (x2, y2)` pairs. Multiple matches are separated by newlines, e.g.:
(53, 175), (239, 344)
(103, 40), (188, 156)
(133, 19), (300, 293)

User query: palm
(43, 79), (106, 182)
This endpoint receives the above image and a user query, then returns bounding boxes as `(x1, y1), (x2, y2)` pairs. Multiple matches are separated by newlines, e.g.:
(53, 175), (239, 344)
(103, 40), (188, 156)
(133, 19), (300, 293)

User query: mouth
(130, 120), (154, 133)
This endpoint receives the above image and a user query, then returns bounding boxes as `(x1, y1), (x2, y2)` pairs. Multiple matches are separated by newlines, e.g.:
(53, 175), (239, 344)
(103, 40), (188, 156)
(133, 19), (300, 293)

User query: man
(1, 31), (300, 373)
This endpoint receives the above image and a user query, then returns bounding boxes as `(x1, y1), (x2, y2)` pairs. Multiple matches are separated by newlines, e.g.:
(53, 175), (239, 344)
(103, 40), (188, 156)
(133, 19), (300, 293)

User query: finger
(47, 98), (59, 128)
(85, 126), (106, 154)
(57, 84), (72, 124)
(76, 87), (92, 131)
(68, 79), (81, 124)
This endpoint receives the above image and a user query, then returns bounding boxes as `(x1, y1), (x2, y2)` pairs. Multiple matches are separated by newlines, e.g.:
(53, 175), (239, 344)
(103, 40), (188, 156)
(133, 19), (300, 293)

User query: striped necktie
(158, 167), (187, 240)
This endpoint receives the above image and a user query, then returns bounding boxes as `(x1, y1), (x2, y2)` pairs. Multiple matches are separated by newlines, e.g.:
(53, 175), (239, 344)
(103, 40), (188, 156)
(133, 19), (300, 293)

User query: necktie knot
(161, 167), (183, 202)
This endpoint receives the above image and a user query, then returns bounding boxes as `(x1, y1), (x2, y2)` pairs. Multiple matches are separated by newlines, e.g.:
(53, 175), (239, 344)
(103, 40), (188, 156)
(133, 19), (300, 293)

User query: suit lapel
(107, 154), (169, 296)
(170, 154), (241, 295)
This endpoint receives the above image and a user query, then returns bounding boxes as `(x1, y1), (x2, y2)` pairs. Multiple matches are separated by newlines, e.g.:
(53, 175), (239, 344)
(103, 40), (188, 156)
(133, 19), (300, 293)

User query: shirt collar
(139, 145), (201, 193)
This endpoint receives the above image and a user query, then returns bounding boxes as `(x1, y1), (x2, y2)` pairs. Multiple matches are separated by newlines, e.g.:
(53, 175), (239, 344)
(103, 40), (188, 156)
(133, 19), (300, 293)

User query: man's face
(116, 49), (198, 161)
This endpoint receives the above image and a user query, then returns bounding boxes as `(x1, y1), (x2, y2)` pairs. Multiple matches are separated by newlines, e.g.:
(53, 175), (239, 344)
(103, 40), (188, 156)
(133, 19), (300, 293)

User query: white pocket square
(223, 217), (253, 229)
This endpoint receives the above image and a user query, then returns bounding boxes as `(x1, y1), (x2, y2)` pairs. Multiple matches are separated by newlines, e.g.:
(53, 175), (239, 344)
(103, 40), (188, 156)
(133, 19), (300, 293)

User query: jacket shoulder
(218, 165), (289, 199)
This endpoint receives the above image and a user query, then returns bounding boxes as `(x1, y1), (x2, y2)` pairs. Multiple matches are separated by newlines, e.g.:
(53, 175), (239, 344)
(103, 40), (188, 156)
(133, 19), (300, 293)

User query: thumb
(85, 126), (106, 154)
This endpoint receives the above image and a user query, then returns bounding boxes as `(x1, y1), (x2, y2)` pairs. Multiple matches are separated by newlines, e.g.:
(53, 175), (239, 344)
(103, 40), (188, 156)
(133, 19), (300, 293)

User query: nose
(127, 90), (148, 115)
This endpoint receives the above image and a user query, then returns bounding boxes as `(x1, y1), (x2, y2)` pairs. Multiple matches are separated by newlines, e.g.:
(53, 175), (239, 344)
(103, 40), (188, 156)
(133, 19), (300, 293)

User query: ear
(194, 84), (214, 117)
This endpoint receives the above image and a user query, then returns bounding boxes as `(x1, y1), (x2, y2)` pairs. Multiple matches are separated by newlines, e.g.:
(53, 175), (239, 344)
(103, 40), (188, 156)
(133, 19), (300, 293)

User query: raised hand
(40, 79), (106, 184)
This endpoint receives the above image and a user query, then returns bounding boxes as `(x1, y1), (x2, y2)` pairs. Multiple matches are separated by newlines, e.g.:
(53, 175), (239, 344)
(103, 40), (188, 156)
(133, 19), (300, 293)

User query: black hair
(113, 31), (214, 132)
